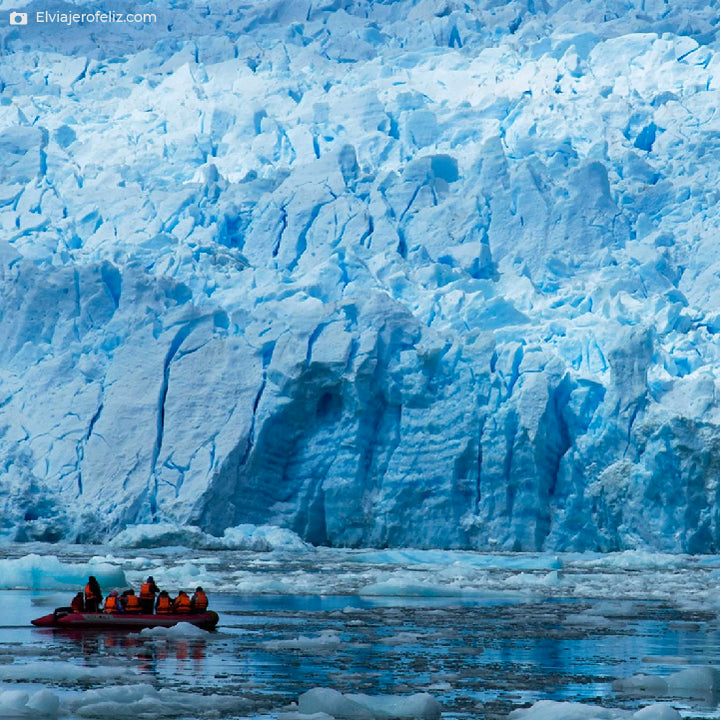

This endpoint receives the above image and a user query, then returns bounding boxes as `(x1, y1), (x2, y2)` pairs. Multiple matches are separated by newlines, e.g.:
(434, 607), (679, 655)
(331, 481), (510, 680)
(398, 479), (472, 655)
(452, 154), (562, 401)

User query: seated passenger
(191, 586), (208, 612)
(173, 590), (192, 614)
(70, 592), (85, 613)
(155, 590), (173, 614)
(123, 589), (142, 613)
(103, 589), (122, 613)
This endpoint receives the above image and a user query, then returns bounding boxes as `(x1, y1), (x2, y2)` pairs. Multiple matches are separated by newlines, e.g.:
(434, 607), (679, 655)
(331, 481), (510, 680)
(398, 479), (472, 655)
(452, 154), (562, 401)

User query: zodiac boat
(31, 608), (219, 630)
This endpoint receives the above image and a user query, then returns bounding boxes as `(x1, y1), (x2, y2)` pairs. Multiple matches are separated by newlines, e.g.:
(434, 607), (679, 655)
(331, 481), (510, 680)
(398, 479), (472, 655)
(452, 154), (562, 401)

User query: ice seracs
(3, 0), (720, 551)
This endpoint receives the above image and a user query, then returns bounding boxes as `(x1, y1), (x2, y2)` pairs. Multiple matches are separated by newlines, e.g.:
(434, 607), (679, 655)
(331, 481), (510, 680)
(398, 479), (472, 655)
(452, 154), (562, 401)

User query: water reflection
(5, 591), (720, 719)
(33, 626), (208, 677)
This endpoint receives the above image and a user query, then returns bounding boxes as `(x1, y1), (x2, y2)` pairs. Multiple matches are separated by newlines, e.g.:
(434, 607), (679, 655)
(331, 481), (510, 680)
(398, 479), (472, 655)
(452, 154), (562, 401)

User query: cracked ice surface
(2, 1), (720, 550)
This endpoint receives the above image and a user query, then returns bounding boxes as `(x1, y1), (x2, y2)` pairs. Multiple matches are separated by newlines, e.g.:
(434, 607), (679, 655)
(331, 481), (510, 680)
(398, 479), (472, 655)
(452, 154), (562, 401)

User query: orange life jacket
(139, 582), (156, 599)
(124, 594), (142, 612)
(84, 583), (99, 601)
(70, 597), (84, 613)
(192, 591), (208, 611)
(103, 596), (120, 613)
(156, 595), (172, 614)
(173, 593), (192, 613)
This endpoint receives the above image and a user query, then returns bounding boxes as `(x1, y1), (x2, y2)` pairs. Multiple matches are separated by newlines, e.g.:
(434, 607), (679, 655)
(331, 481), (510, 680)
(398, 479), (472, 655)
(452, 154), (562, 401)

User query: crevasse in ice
(2, 0), (720, 551)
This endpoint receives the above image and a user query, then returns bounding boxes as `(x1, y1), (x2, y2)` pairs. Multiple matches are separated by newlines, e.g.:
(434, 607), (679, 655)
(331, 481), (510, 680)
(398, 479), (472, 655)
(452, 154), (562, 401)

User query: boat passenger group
(71, 576), (209, 615)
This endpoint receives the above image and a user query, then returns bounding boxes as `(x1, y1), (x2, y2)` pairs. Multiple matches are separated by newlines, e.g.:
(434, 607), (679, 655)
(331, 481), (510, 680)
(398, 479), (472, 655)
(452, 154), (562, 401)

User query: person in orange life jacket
(173, 590), (192, 614)
(84, 576), (103, 613)
(139, 576), (160, 614)
(155, 590), (173, 614)
(191, 586), (208, 612)
(122, 589), (142, 613)
(70, 592), (84, 613)
(103, 590), (122, 613)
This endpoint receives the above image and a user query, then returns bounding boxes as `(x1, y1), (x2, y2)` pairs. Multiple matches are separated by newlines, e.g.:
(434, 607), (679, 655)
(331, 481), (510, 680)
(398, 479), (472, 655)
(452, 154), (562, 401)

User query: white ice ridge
(109, 522), (310, 551)
(3, 0), (720, 551)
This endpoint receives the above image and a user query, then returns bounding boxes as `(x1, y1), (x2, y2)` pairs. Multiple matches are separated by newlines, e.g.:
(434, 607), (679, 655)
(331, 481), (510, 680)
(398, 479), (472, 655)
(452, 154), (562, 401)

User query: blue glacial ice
(2, 0), (720, 551)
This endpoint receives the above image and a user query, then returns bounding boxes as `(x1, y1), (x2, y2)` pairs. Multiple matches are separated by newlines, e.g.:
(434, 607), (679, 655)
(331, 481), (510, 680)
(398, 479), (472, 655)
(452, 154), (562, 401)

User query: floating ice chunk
(0, 555), (125, 590)
(263, 630), (342, 653)
(612, 674), (669, 695)
(0, 687), (60, 716)
(0, 662), (132, 682)
(25, 689), (60, 715)
(632, 706), (682, 720)
(614, 666), (720, 699)
(509, 700), (680, 720)
(298, 688), (441, 720)
(666, 666), (720, 695)
(299, 689), (374, 720)
(64, 683), (250, 717)
(562, 613), (614, 628)
(349, 693), (442, 719)
(139, 622), (210, 638)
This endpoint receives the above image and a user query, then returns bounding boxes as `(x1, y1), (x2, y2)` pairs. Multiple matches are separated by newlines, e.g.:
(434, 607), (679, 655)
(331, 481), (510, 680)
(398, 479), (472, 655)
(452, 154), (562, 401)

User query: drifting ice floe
(509, 700), (681, 720)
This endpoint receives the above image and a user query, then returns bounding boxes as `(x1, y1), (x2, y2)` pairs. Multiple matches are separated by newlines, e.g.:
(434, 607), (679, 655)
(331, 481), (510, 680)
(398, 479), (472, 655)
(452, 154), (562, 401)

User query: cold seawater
(2, 545), (720, 719)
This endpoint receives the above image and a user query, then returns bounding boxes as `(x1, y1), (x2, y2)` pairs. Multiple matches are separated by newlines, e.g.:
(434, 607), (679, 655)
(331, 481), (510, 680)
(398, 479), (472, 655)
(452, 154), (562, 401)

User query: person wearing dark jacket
(70, 592), (84, 613)
(123, 589), (142, 613)
(139, 576), (160, 614)
(191, 587), (208, 612)
(84, 576), (103, 613)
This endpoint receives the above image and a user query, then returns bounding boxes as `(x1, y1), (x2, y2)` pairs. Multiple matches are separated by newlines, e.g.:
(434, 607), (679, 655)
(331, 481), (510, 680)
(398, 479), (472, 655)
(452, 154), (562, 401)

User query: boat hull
(31, 609), (219, 630)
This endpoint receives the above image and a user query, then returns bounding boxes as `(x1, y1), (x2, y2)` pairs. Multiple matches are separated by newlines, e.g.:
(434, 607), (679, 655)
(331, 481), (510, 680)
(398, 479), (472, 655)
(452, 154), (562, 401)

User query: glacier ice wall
(2, 0), (720, 551)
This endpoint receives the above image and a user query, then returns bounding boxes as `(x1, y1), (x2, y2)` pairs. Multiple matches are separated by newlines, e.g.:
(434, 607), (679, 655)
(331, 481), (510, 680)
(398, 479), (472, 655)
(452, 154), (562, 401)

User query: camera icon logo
(9, 11), (27, 25)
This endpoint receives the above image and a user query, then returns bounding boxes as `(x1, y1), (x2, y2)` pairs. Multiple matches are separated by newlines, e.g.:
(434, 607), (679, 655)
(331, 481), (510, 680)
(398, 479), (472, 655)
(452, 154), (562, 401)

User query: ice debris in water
(0, 662), (131, 682)
(63, 683), (251, 718)
(293, 688), (442, 720)
(262, 630), (343, 653)
(613, 666), (720, 699)
(509, 700), (681, 720)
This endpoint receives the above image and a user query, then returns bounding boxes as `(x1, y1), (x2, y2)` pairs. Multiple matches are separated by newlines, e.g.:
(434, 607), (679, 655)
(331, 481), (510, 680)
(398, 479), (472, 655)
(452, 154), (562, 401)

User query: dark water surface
(3, 590), (720, 718)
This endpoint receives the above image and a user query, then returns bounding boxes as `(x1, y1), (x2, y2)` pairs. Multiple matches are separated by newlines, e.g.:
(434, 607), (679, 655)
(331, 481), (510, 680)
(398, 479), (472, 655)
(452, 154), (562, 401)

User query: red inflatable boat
(31, 608), (219, 630)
